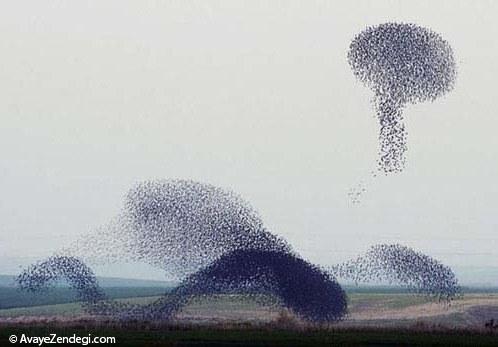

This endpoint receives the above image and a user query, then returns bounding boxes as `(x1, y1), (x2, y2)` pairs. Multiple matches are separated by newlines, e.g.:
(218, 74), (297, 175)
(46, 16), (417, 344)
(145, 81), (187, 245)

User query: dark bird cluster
(165, 249), (347, 322)
(17, 180), (347, 323)
(330, 244), (461, 301)
(348, 23), (456, 174)
(16, 256), (109, 314)
(17, 181), (460, 322)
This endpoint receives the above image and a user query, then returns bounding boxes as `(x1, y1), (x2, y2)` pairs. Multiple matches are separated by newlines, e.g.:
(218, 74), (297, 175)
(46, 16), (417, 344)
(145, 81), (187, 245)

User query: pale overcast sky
(1, 1), (497, 282)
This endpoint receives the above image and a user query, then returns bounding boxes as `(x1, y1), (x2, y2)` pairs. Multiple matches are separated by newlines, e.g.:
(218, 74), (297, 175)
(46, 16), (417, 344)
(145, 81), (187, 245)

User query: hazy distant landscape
(2, 277), (498, 346)
(2, 274), (498, 344)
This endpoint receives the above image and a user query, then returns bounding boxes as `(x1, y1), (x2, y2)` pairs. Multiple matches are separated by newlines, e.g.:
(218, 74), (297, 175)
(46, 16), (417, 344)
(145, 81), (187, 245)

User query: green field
(0, 291), (429, 318)
(2, 291), (498, 327)
(0, 287), (170, 310)
(0, 295), (161, 317)
(2, 288), (498, 346)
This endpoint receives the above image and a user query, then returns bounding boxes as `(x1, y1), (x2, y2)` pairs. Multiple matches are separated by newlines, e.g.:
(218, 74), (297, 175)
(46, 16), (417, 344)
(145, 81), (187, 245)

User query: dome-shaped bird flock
(18, 179), (461, 323)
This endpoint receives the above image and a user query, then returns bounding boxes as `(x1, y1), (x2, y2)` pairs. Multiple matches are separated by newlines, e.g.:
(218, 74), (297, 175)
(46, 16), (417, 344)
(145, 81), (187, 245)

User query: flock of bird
(18, 179), (460, 323)
(17, 23), (459, 323)
(348, 23), (456, 174)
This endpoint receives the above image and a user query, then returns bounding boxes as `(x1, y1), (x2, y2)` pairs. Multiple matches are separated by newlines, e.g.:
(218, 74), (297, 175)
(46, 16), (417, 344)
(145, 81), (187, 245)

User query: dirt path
(348, 295), (498, 321)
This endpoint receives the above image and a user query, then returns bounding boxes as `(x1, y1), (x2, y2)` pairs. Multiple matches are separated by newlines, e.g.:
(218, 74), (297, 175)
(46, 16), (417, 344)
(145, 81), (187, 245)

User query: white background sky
(1, 1), (497, 281)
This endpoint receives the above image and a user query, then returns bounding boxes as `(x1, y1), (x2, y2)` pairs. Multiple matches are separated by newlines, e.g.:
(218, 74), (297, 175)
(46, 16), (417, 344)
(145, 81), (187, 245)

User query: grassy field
(2, 290), (498, 345)
(0, 295), (161, 318)
(2, 292), (498, 327)
(0, 286), (170, 309)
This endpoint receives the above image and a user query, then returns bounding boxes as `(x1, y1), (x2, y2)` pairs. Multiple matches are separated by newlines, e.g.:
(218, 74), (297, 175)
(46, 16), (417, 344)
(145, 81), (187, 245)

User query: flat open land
(1, 292), (498, 345)
(2, 293), (498, 328)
